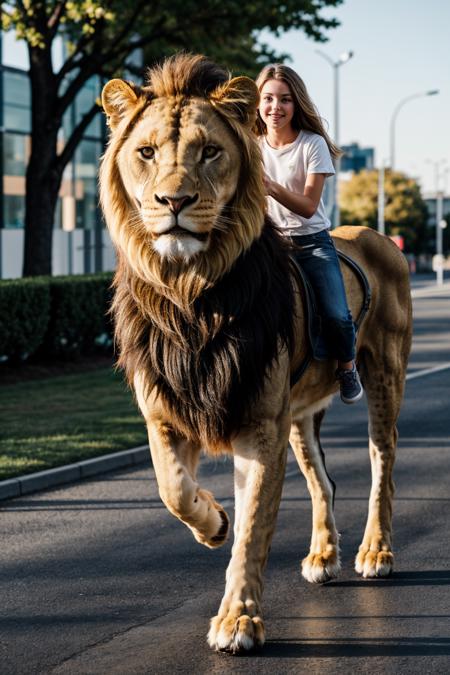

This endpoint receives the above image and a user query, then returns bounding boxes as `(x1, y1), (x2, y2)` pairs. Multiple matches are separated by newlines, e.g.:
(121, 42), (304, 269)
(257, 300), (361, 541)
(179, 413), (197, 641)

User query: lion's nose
(155, 193), (198, 214)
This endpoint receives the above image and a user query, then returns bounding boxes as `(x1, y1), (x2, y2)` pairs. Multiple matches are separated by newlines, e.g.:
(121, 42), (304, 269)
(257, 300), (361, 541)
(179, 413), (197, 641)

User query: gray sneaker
(336, 364), (363, 404)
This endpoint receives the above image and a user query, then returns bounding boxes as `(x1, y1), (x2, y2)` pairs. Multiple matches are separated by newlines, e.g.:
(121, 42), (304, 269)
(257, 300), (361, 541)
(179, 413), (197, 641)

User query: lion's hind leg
(290, 407), (340, 583)
(355, 339), (409, 578)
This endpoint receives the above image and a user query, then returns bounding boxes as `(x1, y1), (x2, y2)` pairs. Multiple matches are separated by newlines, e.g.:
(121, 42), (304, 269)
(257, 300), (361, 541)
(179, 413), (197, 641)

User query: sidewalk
(0, 445), (150, 502)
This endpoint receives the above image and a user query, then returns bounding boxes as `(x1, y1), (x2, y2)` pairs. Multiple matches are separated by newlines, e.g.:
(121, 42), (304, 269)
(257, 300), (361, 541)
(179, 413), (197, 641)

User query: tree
(1, 0), (344, 277)
(340, 169), (429, 255)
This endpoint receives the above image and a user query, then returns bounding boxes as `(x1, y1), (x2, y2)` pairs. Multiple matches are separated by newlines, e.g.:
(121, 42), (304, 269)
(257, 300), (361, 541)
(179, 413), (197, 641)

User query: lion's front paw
(187, 490), (230, 549)
(355, 545), (393, 578)
(301, 546), (340, 584)
(207, 604), (265, 653)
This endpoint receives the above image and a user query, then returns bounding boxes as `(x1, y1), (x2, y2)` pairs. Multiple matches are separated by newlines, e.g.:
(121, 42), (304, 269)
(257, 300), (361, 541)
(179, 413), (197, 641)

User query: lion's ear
(101, 79), (145, 130)
(210, 76), (259, 127)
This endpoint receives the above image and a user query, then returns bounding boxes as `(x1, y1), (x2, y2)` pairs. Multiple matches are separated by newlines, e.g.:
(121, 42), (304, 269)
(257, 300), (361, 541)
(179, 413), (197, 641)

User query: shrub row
(0, 273), (114, 363)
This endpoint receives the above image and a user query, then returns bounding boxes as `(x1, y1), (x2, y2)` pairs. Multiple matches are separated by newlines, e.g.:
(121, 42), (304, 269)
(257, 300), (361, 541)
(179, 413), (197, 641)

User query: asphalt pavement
(1, 281), (449, 674)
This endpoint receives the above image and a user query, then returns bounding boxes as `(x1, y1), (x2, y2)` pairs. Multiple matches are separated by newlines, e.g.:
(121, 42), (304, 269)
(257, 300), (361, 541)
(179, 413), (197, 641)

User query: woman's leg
(291, 230), (362, 403)
(291, 229), (355, 363)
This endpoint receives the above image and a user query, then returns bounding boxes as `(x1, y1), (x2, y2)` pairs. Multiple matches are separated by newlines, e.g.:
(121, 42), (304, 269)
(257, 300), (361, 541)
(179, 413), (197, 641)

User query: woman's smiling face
(258, 79), (295, 132)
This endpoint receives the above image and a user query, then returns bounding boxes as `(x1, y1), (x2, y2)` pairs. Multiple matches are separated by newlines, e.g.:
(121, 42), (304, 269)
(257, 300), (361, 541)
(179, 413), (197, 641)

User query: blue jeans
(290, 229), (356, 363)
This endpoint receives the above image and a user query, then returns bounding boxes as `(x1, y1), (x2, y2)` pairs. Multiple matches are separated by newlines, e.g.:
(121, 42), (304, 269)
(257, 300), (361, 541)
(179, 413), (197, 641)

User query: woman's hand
(263, 172), (326, 219)
(262, 173), (275, 197)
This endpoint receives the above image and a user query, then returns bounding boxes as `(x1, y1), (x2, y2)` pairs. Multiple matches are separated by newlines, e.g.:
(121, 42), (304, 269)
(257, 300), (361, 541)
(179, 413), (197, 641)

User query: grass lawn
(0, 366), (148, 480)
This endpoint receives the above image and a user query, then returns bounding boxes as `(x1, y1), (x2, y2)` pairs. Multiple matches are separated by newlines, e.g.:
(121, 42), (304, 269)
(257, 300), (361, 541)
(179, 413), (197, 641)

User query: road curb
(0, 445), (150, 503)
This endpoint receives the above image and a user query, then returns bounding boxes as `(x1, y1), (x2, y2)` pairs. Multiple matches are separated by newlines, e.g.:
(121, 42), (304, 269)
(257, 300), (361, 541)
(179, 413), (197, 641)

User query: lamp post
(316, 49), (354, 229)
(389, 90), (439, 170)
(427, 159), (448, 286)
(378, 160), (387, 235)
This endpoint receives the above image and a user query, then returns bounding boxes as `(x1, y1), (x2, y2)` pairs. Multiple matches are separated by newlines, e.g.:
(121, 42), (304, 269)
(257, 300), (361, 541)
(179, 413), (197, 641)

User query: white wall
(1, 229), (24, 279)
(2, 31), (65, 71)
(2, 31), (29, 69)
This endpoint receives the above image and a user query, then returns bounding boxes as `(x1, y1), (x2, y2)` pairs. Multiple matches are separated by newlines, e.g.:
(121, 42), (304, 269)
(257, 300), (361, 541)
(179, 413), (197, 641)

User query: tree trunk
(22, 45), (61, 277)
(23, 139), (61, 276)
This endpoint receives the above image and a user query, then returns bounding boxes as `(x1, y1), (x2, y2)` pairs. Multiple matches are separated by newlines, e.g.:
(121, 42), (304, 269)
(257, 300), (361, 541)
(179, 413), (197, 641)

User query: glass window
(3, 70), (31, 133)
(75, 77), (102, 138)
(75, 139), (102, 229)
(76, 138), (100, 179)
(54, 198), (63, 229)
(4, 70), (30, 108)
(61, 76), (102, 140)
(4, 106), (31, 133)
(76, 191), (98, 230)
(62, 107), (74, 140)
(4, 195), (25, 229)
(4, 133), (28, 176)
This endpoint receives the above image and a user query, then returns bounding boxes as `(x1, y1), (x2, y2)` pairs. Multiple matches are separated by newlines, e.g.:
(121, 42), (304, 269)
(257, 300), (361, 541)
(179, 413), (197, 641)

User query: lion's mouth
(162, 226), (209, 242)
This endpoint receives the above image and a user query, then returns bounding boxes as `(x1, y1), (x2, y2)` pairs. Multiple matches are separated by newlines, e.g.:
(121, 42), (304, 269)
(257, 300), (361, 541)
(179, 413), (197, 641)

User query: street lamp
(316, 49), (354, 229)
(426, 159), (448, 286)
(389, 90), (439, 170)
(377, 159), (389, 235)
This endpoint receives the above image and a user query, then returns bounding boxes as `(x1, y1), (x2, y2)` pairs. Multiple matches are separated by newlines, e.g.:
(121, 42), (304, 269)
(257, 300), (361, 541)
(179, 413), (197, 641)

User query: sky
(261, 0), (450, 195)
(3, 0), (448, 195)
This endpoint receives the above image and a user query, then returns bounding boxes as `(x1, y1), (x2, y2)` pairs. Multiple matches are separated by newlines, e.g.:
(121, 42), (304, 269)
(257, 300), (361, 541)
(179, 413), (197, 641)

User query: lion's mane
(100, 54), (267, 306)
(101, 54), (296, 448)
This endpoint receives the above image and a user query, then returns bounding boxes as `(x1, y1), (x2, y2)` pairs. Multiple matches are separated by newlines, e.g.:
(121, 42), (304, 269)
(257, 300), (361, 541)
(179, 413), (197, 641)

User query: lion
(100, 53), (412, 654)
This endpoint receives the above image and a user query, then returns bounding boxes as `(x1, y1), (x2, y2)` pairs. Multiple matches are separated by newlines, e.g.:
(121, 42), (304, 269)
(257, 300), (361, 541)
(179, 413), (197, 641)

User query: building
(341, 142), (375, 173)
(0, 32), (115, 278)
(424, 193), (450, 225)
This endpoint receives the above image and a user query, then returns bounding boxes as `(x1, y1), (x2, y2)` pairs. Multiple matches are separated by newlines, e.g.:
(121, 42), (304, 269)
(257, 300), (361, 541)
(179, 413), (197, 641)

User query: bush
(40, 273), (114, 358)
(0, 277), (50, 361)
(0, 273), (114, 363)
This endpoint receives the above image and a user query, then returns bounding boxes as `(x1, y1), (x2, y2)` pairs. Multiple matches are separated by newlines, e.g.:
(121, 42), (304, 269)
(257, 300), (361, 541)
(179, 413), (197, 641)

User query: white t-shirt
(259, 131), (335, 236)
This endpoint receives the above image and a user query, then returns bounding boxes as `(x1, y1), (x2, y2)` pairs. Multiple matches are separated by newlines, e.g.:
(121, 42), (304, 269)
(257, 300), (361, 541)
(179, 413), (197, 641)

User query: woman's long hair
(255, 63), (341, 159)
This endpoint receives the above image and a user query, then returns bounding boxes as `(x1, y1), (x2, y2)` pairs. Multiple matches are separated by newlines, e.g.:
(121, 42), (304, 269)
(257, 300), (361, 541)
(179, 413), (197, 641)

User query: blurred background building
(341, 142), (375, 173)
(424, 194), (450, 226)
(0, 32), (115, 278)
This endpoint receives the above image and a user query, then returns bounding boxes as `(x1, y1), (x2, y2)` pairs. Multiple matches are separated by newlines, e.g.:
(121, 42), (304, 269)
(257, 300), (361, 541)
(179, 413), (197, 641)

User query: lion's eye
(138, 146), (155, 160)
(201, 145), (220, 161)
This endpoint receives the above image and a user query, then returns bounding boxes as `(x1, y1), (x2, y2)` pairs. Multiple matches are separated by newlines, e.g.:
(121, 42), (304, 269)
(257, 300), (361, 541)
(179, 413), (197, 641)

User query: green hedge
(0, 277), (50, 361)
(0, 273), (114, 363)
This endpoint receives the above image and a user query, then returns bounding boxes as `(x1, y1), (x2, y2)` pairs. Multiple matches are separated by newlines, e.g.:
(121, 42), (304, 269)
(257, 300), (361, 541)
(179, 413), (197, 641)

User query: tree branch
(55, 0), (148, 84)
(47, 1), (67, 39)
(55, 101), (101, 173)
(104, 22), (170, 67)
(108, 0), (148, 49)
(56, 53), (102, 117)
(55, 31), (98, 84)
(56, 17), (170, 102)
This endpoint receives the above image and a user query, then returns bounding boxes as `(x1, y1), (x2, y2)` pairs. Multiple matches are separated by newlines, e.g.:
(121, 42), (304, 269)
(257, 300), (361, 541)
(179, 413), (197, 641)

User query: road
(1, 281), (449, 674)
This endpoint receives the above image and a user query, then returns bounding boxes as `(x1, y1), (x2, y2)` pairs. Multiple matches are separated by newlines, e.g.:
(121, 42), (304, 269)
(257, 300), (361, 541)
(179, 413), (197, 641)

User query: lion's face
(116, 97), (242, 261)
(100, 59), (265, 295)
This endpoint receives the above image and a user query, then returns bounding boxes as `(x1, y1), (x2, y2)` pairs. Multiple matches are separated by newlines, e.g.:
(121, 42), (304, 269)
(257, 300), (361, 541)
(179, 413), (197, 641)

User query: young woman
(255, 63), (362, 404)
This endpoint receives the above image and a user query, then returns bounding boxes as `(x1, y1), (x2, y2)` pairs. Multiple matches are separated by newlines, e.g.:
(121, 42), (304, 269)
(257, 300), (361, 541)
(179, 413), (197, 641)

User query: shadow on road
(326, 570), (450, 587)
(263, 636), (450, 658)
(1, 497), (167, 511)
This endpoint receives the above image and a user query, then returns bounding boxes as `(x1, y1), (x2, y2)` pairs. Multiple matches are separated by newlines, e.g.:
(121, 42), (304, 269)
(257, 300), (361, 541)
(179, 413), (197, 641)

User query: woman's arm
(263, 172), (326, 219)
